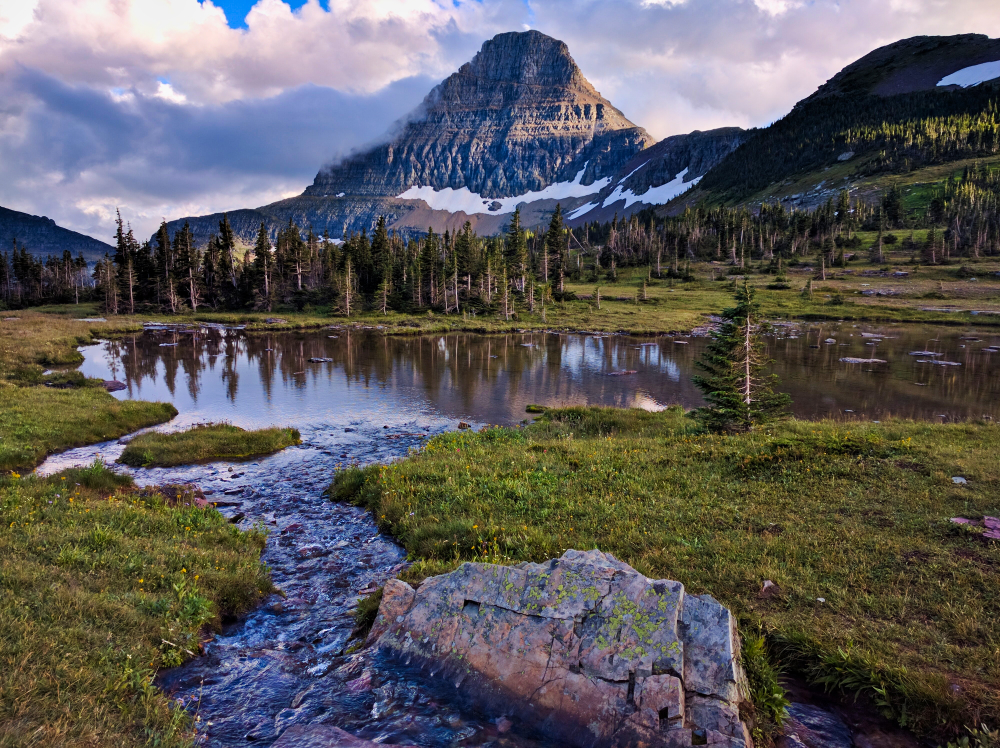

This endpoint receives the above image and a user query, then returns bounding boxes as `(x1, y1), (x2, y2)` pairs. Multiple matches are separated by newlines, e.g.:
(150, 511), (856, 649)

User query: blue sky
(209, 0), (312, 28)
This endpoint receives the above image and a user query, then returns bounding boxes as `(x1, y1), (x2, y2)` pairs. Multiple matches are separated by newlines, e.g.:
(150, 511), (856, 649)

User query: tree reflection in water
(80, 323), (1000, 430)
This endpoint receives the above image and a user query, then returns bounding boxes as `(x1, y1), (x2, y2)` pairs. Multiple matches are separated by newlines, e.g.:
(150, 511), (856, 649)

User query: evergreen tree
(545, 204), (566, 293)
(218, 214), (239, 299)
(693, 281), (790, 432)
(153, 220), (173, 307)
(505, 208), (527, 292)
(251, 222), (273, 310)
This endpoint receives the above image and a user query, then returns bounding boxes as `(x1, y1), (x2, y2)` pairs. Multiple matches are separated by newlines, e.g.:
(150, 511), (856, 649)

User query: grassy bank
(25, 249), (1000, 339)
(0, 313), (176, 474)
(332, 407), (1000, 740)
(119, 423), (302, 468)
(0, 462), (273, 747)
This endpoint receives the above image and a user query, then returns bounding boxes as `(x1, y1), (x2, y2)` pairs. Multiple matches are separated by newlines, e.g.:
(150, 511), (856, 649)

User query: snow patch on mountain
(938, 60), (1000, 88)
(397, 163), (610, 215)
(570, 168), (702, 219)
(568, 200), (600, 219)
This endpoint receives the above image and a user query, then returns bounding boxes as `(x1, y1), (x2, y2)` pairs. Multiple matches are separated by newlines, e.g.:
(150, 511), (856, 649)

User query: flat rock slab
(369, 549), (751, 748)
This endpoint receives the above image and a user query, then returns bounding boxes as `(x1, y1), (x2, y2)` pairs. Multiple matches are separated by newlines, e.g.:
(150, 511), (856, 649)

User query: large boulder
(368, 549), (752, 748)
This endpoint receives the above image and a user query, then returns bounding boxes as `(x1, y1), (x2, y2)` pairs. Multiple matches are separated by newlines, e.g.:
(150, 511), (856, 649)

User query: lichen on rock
(367, 549), (753, 748)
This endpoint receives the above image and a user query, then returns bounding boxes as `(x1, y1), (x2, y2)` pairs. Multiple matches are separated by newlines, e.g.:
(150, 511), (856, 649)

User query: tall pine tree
(693, 281), (790, 432)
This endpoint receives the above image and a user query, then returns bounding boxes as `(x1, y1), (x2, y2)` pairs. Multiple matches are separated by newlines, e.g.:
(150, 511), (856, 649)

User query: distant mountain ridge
(0, 206), (112, 262)
(166, 31), (670, 245)
(164, 32), (1000, 245)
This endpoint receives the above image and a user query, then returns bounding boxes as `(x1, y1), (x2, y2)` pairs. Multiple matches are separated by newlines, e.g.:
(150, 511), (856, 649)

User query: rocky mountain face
(566, 127), (747, 225)
(306, 31), (651, 200)
(0, 205), (112, 262)
(167, 31), (655, 246)
(166, 32), (1000, 246)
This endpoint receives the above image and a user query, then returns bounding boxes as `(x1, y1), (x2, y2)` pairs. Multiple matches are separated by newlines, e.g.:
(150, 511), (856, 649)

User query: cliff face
(305, 30), (652, 200)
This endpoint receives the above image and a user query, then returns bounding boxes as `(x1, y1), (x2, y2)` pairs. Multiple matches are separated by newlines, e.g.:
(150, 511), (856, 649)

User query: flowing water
(36, 321), (1000, 746)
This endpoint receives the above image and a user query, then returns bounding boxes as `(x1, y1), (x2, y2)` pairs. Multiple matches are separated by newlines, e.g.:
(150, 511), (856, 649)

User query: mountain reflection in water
(79, 323), (1000, 428)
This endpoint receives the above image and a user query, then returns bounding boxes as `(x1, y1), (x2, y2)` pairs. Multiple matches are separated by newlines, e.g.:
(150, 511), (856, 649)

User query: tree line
(2, 174), (998, 313)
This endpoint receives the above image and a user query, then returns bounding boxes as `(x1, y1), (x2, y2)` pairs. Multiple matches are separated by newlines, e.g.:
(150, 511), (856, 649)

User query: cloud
(1, 0), (999, 240)
(0, 67), (434, 239)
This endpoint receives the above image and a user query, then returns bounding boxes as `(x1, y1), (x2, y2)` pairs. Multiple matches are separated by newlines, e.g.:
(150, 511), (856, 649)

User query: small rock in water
(458, 421), (471, 429)
(297, 544), (328, 559)
(101, 380), (127, 392)
(345, 671), (372, 694)
(496, 717), (513, 734)
(780, 702), (853, 748)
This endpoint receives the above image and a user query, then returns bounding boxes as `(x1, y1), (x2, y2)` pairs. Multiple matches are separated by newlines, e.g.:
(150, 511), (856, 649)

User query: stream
(36, 321), (998, 747)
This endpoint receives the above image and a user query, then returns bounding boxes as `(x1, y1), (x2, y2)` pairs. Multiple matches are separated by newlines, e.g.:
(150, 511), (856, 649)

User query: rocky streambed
(40, 424), (540, 747)
(40, 423), (922, 748)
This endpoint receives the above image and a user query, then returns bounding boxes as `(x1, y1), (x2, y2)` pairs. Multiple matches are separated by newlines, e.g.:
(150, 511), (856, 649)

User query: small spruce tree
(693, 281), (790, 432)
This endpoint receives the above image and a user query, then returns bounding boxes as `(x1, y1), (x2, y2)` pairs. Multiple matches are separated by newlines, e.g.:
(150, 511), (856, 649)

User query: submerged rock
(272, 724), (418, 748)
(367, 549), (752, 748)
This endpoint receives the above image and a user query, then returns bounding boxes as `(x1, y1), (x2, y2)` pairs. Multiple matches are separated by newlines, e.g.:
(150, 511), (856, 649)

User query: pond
(36, 320), (998, 747)
(78, 321), (1000, 427)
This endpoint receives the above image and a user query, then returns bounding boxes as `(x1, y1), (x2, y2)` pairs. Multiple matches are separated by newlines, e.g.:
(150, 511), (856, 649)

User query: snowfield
(937, 60), (1000, 88)
(569, 168), (702, 219)
(396, 163), (610, 215)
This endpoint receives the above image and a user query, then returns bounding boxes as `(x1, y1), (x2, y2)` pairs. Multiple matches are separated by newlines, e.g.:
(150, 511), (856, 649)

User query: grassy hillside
(697, 83), (1000, 205)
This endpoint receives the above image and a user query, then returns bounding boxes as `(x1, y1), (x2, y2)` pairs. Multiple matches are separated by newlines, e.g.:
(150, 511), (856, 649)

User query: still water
(78, 322), (1000, 426)
(36, 321), (998, 747)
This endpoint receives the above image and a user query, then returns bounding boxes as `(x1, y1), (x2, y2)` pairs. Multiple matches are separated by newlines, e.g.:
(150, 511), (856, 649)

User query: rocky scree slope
(567, 127), (747, 225)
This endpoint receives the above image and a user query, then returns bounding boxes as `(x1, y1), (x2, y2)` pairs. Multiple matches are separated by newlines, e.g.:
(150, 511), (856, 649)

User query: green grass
(0, 386), (177, 474)
(332, 407), (1000, 740)
(0, 462), (273, 748)
(0, 313), (175, 473)
(118, 423), (301, 468)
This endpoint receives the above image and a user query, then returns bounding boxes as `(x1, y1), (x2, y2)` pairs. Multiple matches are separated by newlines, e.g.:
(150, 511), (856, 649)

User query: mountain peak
(461, 30), (580, 87)
(304, 30), (650, 201)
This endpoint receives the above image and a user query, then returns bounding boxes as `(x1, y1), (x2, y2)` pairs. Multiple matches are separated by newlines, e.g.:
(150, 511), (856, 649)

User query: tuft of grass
(118, 423), (301, 468)
(0, 385), (177, 474)
(331, 407), (1000, 741)
(0, 313), (175, 473)
(0, 461), (273, 747)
